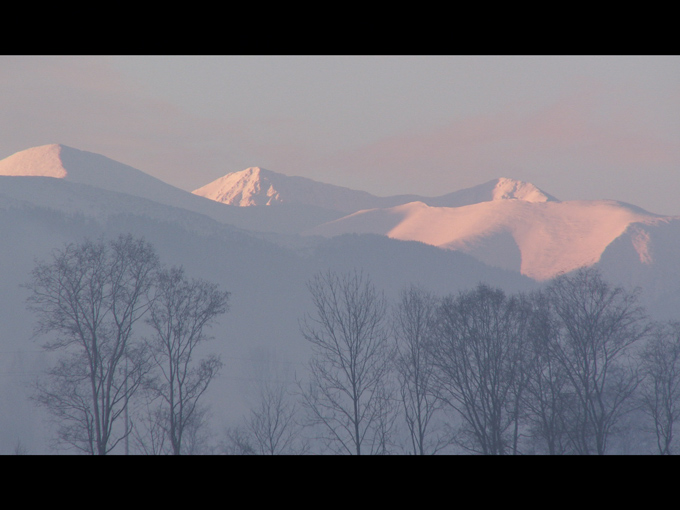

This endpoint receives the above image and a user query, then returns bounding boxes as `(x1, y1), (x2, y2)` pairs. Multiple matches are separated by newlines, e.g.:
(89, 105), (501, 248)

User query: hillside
(304, 198), (675, 281)
(0, 145), (345, 235)
(0, 145), (537, 454)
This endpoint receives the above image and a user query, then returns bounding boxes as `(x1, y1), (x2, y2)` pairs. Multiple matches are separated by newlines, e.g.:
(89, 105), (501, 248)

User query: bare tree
(179, 404), (215, 455)
(545, 268), (649, 455)
(222, 425), (256, 455)
(298, 269), (397, 455)
(130, 395), (168, 455)
(522, 290), (576, 454)
(144, 266), (229, 455)
(224, 379), (309, 455)
(429, 284), (532, 455)
(247, 380), (308, 454)
(638, 321), (680, 455)
(393, 284), (449, 454)
(27, 235), (158, 455)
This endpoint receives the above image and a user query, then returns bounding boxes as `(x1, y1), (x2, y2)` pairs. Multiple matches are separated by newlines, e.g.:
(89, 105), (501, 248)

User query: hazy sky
(2, 55), (679, 214)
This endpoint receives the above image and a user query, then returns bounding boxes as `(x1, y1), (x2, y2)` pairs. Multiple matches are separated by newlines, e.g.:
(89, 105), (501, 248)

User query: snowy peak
(426, 177), (559, 208)
(192, 166), (284, 207)
(193, 167), (381, 213)
(0, 143), (154, 189)
(193, 168), (559, 214)
(0, 143), (68, 178)
(490, 177), (557, 203)
(0, 144), (218, 214)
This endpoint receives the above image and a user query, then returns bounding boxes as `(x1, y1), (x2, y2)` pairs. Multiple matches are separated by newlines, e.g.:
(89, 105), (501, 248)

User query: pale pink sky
(1, 55), (678, 214)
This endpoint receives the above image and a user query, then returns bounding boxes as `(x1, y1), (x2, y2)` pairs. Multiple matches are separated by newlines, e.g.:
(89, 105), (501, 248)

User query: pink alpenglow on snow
(303, 186), (673, 281)
(3, 144), (678, 283)
(0, 144), (68, 178)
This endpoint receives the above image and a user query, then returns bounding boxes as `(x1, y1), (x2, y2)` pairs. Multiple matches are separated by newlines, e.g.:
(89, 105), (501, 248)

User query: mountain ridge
(304, 197), (675, 281)
(1, 144), (677, 283)
(0, 145), (347, 235)
(192, 166), (558, 212)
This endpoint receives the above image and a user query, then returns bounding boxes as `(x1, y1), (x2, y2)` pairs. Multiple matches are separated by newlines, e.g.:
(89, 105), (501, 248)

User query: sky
(1, 55), (679, 215)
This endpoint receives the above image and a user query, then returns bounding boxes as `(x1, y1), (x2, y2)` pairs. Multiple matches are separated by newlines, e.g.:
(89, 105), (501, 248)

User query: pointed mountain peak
(242, 166), (266, 175)
(490, 177), (558, 203)
(193, 166), (383, 212)
(226, 166), (278, 179)
(193, 166), (284, 207)
(425, 177), (559, 209)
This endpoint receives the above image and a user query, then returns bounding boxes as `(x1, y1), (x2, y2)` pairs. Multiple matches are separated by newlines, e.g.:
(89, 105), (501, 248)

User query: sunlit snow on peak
(491, 177), (555, 203)
(0, 144), (68, 178)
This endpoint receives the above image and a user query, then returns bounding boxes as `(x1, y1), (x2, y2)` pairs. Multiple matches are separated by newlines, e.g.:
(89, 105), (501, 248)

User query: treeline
(24, 235), (680, 454)
(229, 269), (679, 455)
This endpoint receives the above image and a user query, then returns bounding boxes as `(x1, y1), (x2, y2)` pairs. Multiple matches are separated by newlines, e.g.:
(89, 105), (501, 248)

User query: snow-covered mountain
(0, 144), (539, 454)
(193, 166), (557, 212)
(303, 197), (676, 281)
(193, 166), (382, 212)
(4, 144), (677, 292)
(0, 143), (195, 201)
(196, 161), (679, 284)
(0, 145), (345, 235)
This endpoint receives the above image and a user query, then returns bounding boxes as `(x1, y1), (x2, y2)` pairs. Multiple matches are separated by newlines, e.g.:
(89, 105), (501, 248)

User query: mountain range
(192, 166), (558, 211)
(192, 156), (679, 284)
(0, 143), (678, 453)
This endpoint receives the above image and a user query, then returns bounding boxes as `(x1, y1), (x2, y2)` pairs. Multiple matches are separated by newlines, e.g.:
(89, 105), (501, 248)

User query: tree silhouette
(298, 270), (396, 455)
(27, 235), (158, 455)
